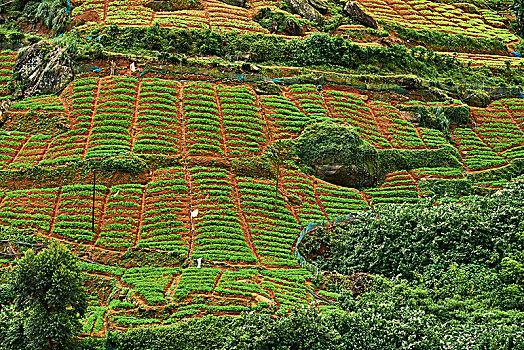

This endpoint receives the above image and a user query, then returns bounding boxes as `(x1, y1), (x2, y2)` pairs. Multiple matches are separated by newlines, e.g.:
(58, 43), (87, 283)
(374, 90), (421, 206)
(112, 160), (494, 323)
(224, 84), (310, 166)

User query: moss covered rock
(293, 122), (380, 188)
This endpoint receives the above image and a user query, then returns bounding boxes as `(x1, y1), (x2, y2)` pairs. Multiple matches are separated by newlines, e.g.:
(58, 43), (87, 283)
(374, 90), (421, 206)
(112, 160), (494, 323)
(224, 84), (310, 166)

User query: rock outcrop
(217, 0), (247, 8)
(146, 0), (204, 11)
(343, 1), (378, 29)
(13, 42), (74, 98)
(254, 8), (303, 36)
(308, 0), (328, 14)
(313, 156), (378, 188)
(286, 0), (322, 23)
(293, 122), (380, 188)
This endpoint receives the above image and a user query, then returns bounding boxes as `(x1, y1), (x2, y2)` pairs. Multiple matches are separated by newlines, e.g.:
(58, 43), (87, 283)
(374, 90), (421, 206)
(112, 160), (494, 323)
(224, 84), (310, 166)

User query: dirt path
(129, 80), (142, 151)
(231, 173), (261, 264)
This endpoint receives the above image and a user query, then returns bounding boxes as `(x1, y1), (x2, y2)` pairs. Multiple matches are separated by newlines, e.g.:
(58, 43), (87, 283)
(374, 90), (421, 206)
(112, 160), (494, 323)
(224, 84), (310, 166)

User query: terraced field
(0, 66), (522, 332)
(1, 0), (524, 343)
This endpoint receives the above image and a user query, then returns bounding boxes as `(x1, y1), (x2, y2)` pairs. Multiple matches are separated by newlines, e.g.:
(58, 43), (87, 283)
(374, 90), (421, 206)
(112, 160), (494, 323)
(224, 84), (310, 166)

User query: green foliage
(18, 0), (71, 35)
(291, 121), (379, 188)
(399, 103), (470, 134)
(512, 0), (524, 37)
(85, 26), (524, 85)
(298, 179), (524, 332)
(378, 144), (462, 176)
(79, 303), (524, 349)
(419, 178), (473, 198)
(391, 25), (507, 54)
(1, 242), (87, 350)
(254, 7), (305, 35)
(90, 152), (147, 174)
(299, 178), (524, 280)
(466, 158), (524, 183)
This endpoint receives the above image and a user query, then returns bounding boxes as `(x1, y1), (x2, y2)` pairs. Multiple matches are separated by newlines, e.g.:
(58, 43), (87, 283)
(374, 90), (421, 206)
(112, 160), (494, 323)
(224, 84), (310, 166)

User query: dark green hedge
(78, 306), (524, 350)
(391, 25), (507, 55)
(76, 25), (520, 85)
(377, 144), (462, 176)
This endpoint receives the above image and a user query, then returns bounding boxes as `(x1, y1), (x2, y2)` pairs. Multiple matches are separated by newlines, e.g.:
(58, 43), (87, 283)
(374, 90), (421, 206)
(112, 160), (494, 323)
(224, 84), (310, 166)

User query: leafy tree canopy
(0, 242), (87, 350)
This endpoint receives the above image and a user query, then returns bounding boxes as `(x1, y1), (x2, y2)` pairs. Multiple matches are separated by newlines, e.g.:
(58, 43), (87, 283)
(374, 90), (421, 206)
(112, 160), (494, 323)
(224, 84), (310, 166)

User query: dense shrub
(84, 26), (522, 85)
(80, 304), (524, 349)
(378, 144), (462, 175)
(298, 178), (524, 279)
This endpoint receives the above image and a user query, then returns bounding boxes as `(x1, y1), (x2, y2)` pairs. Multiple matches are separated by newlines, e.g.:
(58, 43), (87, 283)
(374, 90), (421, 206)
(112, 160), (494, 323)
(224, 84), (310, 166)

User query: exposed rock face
(146, 0), (204, 11)
(13, 42), (74, 98)
(283, 18), (302, 36)
(254, 81), (283, 95)
(343, 1), (378, 29)
(308, 0), (328, 14)
(254, 8), (303, 36)
(293, 122), (380, 189)
(269, 18), (302, 36)
(313, 157), (378, 188)
(217, 0), (247, 7)
(286, 0), (322, 23)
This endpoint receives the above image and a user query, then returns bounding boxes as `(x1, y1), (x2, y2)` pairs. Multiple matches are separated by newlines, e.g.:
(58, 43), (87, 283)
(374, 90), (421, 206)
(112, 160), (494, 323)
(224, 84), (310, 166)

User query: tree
(2, 242), (87, 350)
(511, 1), (524, 37)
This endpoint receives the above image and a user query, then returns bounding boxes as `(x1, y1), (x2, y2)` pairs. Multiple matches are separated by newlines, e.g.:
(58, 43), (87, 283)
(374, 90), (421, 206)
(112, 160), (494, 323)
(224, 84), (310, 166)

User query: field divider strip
(82, 78), (102, 160)
(231, 173), (261, 264)
(48, 187), (62, 237)
(255, 93), (273, 146)
(133, 185), (147, 248)
(5, 134), (31, 169)
(179, 83), (196, 263)
(502, 101), (524, 136)
(129, 79), (142, 151)
(93, 187), (111, 245)
(214, 84), (229, 160)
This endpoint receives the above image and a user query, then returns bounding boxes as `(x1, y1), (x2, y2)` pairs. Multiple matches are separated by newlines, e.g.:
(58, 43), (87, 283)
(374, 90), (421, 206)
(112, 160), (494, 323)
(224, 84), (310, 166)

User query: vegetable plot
(205, 0), (268, 34)
(217, 85), (267, 157)
(371, 101), (426, 149)
(138, 167), (190, 254)
(260, 269), (310, 312)
(183, 82), (225, 158)
(280, 169), (327, 225)
(418, 127), (447, 148)
(259, 95), (309, 140)
(8, 134), (53, 169)
(96, 184), (143, 250)
(471, 101), (524, 153)
(287, 84), (329, 125)
(133, 79), (182, 155)
(316, 181), (369, 218)
(5, 95), (68, 134)
(451, 128), (507, 170)
(190, 166), (257, 263)
(174, 267), (221, 299)
(153, 10), (210, 30)
(122, 266), (180, 305)
(0, 131), (29, 169)
(364, 171), (420, 204)
(0, 51), (15, 96)
(238, 177), (300, 267)
(325, 90), (391, 148)
(53, 184), (108, 242)
(0, 188), (59, 232)
(355, 0), (517, 43)
(86, 76), (137, 159)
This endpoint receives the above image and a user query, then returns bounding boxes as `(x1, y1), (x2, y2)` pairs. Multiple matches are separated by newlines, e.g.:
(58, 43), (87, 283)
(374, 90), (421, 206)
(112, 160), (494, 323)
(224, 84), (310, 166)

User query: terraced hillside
(1, 0), (524, 346)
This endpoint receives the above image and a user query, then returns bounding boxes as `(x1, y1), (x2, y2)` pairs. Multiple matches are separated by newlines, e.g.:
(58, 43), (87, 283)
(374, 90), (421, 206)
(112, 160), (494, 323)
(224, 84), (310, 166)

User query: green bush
(299, 178), (524, 280)
(378, 144), (462, 176)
